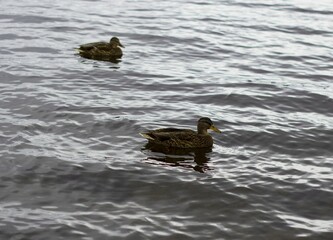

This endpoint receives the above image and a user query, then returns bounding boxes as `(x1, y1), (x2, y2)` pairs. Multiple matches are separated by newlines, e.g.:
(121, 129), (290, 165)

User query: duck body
(140, 118), (221, 149)
(141, 128), (214, 149)
(78, 37), (124, 61)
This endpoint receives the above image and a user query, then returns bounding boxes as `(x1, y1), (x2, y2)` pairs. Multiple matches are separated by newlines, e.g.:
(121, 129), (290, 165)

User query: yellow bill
(210, 125), (221, 133)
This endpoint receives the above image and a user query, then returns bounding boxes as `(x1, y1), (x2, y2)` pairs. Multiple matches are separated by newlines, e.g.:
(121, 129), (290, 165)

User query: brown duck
(140, 117), (221, 149)
(77, 37), (124, 60)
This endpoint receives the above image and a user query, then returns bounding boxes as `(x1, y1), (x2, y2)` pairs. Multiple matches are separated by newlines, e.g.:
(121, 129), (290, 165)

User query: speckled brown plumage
(140, 117), (221, 149)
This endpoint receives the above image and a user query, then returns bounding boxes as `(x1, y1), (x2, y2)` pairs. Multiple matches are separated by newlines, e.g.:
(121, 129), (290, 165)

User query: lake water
(1, 0), (333, 239)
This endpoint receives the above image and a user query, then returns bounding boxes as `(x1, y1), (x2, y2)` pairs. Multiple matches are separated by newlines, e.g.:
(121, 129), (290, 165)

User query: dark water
(1, 0), (333, 239)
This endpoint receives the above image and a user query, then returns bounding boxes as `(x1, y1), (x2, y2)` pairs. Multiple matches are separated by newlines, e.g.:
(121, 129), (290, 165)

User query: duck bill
(119, 42), (124, 48)
(210, 125), (221, 133)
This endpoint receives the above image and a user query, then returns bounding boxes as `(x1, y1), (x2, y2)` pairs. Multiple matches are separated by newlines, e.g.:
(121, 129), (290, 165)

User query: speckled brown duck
(140, 117), (221, 149)
(77, 37), (124, 60)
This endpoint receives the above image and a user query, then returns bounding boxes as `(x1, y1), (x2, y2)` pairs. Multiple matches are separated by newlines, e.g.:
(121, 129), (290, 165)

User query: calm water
(1, 0), (333, 239)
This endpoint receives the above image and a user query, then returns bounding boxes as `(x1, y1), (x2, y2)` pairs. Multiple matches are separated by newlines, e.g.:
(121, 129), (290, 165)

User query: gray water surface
(1, 0), (333, 239)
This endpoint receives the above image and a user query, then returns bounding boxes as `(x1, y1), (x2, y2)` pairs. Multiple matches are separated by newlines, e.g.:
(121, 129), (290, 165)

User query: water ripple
(1, 0), (333, 239)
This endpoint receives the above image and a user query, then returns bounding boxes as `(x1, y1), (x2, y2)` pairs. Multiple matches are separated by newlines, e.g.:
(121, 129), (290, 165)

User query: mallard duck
(77, 37), (124, 60)
(140, 117), (221, 149)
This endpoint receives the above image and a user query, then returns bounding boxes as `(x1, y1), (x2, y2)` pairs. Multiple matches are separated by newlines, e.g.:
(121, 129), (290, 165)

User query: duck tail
(139, 133), (154, 140)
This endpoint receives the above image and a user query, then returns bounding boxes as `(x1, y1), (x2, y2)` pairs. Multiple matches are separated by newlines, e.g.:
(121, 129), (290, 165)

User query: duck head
(110, 37), (124, 48)
(197, 117), (221, 135)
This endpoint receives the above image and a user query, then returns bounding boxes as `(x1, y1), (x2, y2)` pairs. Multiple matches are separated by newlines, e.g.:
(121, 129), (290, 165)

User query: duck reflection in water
(142, 143), (212, 173)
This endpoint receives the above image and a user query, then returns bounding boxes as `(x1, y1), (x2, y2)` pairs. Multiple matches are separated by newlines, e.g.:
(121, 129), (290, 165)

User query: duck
(77, 37), (124, 60)
(140, 117), (221, 149)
